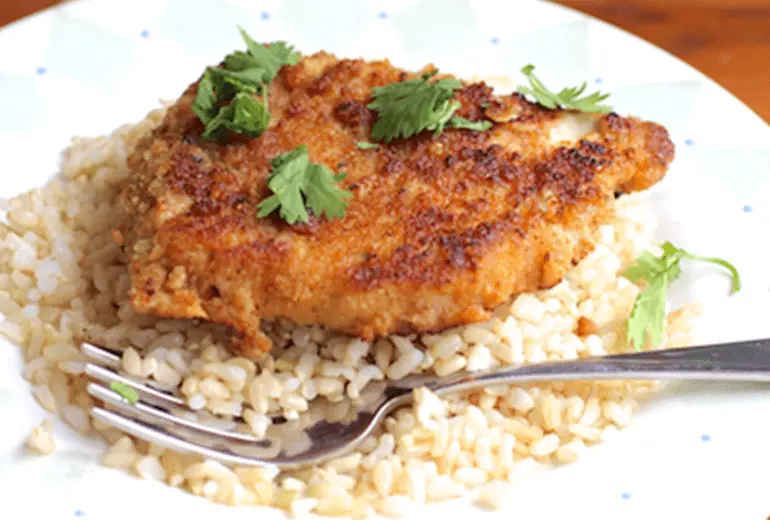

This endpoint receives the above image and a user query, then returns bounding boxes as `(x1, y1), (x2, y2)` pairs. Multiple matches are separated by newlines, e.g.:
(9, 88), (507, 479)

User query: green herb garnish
(199, 91), (271, 140)
(517, 64), (612, 114)
(109, 381), (139, 405)
(192, 27), (299, 140)
(447, 116), (493, 132)
(356, 141), (379, 150)
(623, 242), (740, 350)
(232, 30), (300, 82)
(257, 145), (353, 224)
(367, 70), (492, 142)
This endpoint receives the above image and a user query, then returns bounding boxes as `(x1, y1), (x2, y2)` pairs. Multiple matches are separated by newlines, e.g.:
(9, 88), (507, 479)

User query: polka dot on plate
(594, 77), (603, 84)
(701, 434), (711, 442)
(260, 12), (270, 21)
(743, 205), (753, 213)
(377, 11), (388, 19)
(140, 30), (150, 38)
(490, 37), (500, 45)
(685, 138), (694, 146)
(621, 492), (632, 500)
(74, 511), (85, 518)
(35, 67), (46, 75)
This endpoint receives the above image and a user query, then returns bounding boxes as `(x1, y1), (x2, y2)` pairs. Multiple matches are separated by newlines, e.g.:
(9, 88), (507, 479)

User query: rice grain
(26, 419), (55, 454)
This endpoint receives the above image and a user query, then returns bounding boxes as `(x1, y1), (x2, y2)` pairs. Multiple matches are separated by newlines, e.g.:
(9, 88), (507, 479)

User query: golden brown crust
(119, 52), (674, 358)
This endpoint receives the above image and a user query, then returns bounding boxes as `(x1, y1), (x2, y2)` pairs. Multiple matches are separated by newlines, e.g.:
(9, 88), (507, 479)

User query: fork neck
(427, 339), (770, 397)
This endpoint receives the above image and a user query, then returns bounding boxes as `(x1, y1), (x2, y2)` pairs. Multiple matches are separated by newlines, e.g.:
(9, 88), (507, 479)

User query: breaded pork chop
(119, 52), (674, 358)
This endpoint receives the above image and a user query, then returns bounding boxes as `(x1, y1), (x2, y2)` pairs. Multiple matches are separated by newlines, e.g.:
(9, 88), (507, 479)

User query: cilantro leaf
(258, 147), (309, 223)
(192, 72), (216, 124)
(257, 145), (352, 224)
(627, 276), (668, 349)
(426, 99), (462, 136)
(193, 28), (300, 141)
(201, 92), (270, 140)
(304, 166), (350, 221)
(622, 242), (740, 350)
(356, 141), (379, 150)
(223, 50), (260, 72)
(264, 41), (301, 69)
(623, 250), (677, 283)
(209, 66), (267, 94)
(192, 69), (236, 125)
(367, 70), (465, 142)
(231, 93), (271, 135)
(517, 64), (613, 114)
(236, 27), (299, 83)
(109, 381), (139, 405)
(447, 116), (493, 132)
(367, 69), (496, 142)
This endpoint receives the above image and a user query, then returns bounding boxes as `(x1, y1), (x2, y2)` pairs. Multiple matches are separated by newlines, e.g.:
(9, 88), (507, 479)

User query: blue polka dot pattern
(74, 511), (85, 518)
(594, 77), (603, 84)
(140, 30), (150, 38)
(701, 434), (711, 442)
(260, 12), (270, 21)
(378, 11), (388, 19)
(685, 138), (694, 146)
(35, 67), (46, 75)
(621, 492), (632, 500)
(743, 205), (752, 213)
(490, 37), (500, 45)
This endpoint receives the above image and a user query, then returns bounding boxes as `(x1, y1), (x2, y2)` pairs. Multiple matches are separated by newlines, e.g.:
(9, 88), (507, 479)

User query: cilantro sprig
(192, 27), (299, 140)
(109, 381), (139, 405)
(367, 70), (492, 143)
(257, 145), (353, 224)
(517, 64), (612, 114)
(622, 242), (740, 350)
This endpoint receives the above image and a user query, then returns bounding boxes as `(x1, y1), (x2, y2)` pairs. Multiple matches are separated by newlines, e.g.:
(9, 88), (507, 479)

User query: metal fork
(82, 338), (770, 469)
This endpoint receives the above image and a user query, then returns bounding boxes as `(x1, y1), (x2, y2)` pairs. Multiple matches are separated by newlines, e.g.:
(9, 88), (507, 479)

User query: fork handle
(429, 338), (770, 397)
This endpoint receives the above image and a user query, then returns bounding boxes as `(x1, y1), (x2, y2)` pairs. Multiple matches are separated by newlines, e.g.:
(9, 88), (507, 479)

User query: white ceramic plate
(1, 0), (769, 518)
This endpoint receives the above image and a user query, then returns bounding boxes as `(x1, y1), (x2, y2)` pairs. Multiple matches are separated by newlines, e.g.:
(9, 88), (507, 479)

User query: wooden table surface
(1, 0), (768, 122)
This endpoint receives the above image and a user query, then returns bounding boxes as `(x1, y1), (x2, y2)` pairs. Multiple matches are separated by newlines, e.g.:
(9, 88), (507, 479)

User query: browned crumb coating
(119, 52), (673, 358)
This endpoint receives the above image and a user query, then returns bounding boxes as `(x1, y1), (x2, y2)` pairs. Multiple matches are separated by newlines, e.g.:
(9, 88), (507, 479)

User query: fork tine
(85, 362), (188, 408)
(81, 342), (187, 408)
(89, 405), (276, 467)
(87, 381), (267, 444)
(81, 342), (122, 368)
(82, 341), (288, 425)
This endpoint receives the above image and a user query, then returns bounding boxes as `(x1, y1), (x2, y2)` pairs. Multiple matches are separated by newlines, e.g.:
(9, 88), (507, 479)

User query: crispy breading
(119, 52), (674, 358)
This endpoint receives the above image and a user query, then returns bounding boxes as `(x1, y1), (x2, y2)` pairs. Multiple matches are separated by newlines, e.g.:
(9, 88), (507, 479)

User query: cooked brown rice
(0, 106), (701, 516)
